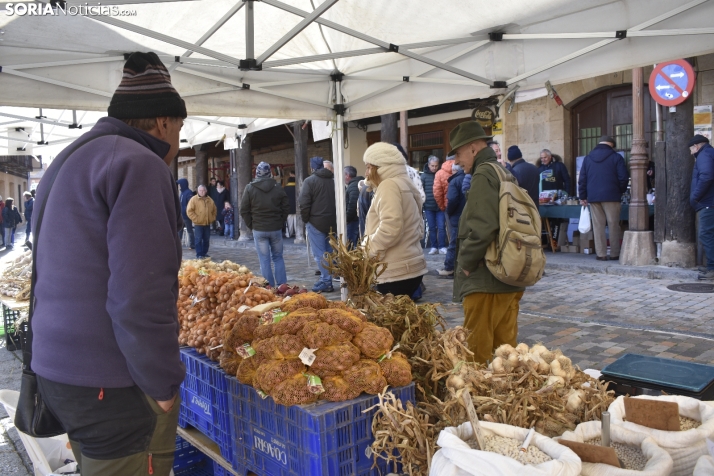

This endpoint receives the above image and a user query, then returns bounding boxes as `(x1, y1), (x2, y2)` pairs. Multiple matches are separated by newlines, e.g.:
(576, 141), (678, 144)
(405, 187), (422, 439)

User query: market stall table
(539, 205), (655, 251)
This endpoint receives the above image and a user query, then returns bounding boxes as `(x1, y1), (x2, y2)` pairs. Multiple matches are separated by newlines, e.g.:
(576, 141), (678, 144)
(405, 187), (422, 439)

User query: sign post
(649, 59), (696, 108)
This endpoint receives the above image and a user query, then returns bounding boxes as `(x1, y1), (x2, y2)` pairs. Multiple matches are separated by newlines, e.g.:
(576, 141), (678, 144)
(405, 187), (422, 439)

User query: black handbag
(15, 132), (120, 437)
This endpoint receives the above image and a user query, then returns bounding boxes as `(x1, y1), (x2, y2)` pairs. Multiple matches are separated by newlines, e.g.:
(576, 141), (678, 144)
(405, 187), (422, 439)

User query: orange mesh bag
(273, 312), (321, 336)
(299, 321), (352, 349)
(281, 293), (328, 312)
(311, 342), (361, 373)
(237, 355), (263, 385)
(312, 367), (342, 379)
(233, 312), (261, 342)
(271, 373), (320, 406)
(322, 376), (361, 402)
(352, 323), (394, 358)
(253, 334), (305, 360)
(253, 323), (275, 341)
(256, 359), (306, 392)
(219, 350), (242, 377)
(378, 352), (412, 387)
(344, 359), (387, 394)
(326, 301), (367, 322)
(317, 309), (365, 336)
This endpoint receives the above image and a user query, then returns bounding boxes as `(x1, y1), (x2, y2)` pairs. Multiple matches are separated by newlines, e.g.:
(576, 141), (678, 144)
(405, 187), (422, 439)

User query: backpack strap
(478, 161), (515, 184)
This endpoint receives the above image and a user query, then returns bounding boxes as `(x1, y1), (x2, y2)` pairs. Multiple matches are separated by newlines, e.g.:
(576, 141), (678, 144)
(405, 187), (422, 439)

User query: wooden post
(399, 111), (408, 153)
(294, 121), (309, 244)
(380, 113), (398, 143)
(236, 134), (253, 242)
(194, 146), (209, 188)
(629, 67), (648, 231)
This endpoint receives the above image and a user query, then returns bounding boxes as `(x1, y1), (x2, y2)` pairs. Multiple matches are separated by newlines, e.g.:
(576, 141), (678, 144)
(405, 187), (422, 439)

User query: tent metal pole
(246, 0), (254, 60)
(181, 87), (239, 98)
(0, 120), (25, 126)
(344, 76), (478, 86)
(398, 49), (492, 85)
(0, 111), (84, 128)
(257, 0), (340, 65)
(88, 15), (244, 67)
(331, 78), (347, 301)
(7, 56), (124, 70)
(0, 68), (113, 98)
(629, 28), (714, 36)
(169, 1), (245, 72)
(188, 117), (247, 128)
(631, 0), (708, 31)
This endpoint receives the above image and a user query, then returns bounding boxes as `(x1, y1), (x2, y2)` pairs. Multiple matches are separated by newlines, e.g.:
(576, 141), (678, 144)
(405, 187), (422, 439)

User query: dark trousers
(37, 375), (179, 476)
(194, 225), (211, 258)
(376, 275), (423, 298)
(444, 214), (460, 271)
(179, 217), (195, 249)
(700, 208), (714, 270)
(346, 221), (360, 249)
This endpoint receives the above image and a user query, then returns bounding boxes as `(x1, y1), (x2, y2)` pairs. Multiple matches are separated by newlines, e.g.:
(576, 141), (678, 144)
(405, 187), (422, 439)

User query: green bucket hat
(449, 121), (493, 154)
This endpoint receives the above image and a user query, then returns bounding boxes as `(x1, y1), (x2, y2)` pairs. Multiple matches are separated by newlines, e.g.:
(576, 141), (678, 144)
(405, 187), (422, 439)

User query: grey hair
(540, 149), (552, 157)
(197, 185), (207, 191)
(427, 155), (440, 164)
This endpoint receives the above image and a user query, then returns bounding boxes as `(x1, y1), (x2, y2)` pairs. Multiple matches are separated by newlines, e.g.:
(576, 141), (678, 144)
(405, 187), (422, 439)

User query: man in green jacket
(450, 121), (525, 364)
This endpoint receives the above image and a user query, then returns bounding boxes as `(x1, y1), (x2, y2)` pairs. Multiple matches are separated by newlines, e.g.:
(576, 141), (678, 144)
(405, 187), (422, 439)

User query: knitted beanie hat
(256, 162), (271, 178)
(363, 142), (406, 167)
(507, 145), (522, 161)
(310, 156), (324, 170)
(108, 52), (187, 119)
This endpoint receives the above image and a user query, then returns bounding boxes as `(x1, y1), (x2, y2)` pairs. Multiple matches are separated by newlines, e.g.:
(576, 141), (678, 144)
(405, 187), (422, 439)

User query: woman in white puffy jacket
(362, 142), (428, 297)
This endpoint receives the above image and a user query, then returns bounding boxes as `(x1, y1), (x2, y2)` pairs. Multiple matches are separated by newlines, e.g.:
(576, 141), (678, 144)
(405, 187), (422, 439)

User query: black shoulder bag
(15, 133), (120, 437)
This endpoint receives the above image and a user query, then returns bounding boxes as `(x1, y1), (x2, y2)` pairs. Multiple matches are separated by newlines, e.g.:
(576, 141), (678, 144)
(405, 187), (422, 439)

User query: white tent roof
(1, 0), (714, 122)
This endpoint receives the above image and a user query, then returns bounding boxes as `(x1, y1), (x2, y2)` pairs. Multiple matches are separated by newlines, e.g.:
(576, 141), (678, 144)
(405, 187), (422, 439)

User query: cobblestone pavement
(198, 237), (714, 371)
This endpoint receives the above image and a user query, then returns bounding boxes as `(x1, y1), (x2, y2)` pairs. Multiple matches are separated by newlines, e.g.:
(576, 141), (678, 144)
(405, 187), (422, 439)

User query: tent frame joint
(330, 72), (344, 82)
(333, 104), (346, 116)
(489, 32), (504, 41)
(238, 124), (248, 129)
(403, 76), (410, 82)
(616, 30), (627, 39)
(389, 43), (399, 52)
(491, 81), (508, 89)
(239, 59), (261, 71)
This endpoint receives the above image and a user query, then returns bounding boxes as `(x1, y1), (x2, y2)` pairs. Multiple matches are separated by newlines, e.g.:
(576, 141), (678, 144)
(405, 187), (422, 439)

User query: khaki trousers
(590, 202), (622, 258)
(463, 291), (524, 364)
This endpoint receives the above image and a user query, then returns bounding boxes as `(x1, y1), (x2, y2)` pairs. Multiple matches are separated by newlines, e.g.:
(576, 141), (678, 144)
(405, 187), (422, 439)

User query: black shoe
(315, 270), (321, 276)
(596, 256), (608, 261)
(609, 256), (619, 261)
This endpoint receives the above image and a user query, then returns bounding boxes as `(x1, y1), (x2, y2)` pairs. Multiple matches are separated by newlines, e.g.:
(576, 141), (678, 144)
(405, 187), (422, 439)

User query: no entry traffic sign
(649, 59), (695, 107)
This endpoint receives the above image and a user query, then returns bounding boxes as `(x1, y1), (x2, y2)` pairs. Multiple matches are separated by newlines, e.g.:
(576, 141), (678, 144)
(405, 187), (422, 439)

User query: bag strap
(23, 132), (122, 373)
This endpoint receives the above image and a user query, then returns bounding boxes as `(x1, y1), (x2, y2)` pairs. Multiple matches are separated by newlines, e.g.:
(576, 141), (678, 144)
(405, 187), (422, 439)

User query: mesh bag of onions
(352, 323), (394, 358)
(219, 350), (242, 376)
(271, 373), (321, 406)
(318, 308), (365, 336)
(325, 301), (367, 322)
(321, 376), (362, 402)
(256, 359), (307, 392)
(378, 351), (412, 387)
(344, 359), (387, 395)
(311, 342), (361, 373)
(281, 292), (328, 312)
(230, 312), (261, 343)
(299, 321), (352, 349)
(254, 334), (305, 360)
(272, 310), (321, 335)
(237, 355), (263, 386)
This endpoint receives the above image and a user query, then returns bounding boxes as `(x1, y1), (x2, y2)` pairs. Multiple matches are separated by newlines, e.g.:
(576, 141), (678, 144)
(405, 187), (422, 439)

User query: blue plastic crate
(213, 461), (230, 476)
(174, 459), (214, 476)
(174, 435), (208, 471)
(228, 376), (415, 476)
(178, 348), (234, 466)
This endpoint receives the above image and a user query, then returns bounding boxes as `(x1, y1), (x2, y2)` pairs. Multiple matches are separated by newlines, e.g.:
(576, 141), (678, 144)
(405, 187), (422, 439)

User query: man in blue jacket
(689, 135), (714, 279)
(177, 178), (195, 249)
(31, 52), (186, 476)
(23, 191), (33, 245)
(578, 136), (629, 261)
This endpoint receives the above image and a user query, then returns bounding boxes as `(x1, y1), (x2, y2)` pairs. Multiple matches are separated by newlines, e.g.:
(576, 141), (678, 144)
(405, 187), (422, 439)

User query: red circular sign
(649, 59), (696, 107)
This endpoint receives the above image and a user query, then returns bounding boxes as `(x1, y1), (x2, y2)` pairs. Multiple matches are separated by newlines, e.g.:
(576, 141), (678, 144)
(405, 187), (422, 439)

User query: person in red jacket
(434, 158), (454, 253)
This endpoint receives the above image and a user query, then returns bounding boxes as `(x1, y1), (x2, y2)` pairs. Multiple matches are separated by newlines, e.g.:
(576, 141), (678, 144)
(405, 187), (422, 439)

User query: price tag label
(236, 343), (256, 358)
(299, 348), (317, 366)
(304, 373), (325, 395)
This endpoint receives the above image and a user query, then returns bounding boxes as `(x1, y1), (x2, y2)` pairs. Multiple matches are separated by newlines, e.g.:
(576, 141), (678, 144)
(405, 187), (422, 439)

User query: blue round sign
(649, 60), (696, 107)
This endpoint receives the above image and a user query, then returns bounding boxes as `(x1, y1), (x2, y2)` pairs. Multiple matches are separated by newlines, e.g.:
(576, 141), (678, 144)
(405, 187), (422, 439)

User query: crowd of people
(0, 191), (34, 250)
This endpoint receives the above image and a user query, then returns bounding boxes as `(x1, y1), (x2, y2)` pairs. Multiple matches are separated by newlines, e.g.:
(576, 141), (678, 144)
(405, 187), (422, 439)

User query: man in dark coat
(357, 179), (372, 238)
(537, 149), (571, 194)
(689, 135), (714, 279)
(438, 164), (466, 277)
(344, 165), (364, 249)
(23, 190), (34, 244)
(210, 180), (229, 233)
(420, 156), (447, 254)
(299, 157), (337, 293)
(578, 136), (629, 261)
(506, 145), (540, 205)
(240, 162), (290, 287)
(177, 178), (195, 249)
(283, 172), (296, 238)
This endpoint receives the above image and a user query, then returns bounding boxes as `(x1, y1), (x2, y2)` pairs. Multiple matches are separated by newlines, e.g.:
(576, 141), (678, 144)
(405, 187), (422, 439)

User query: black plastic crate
(600, 353), (714, 400)
(2, 303), (27, 352)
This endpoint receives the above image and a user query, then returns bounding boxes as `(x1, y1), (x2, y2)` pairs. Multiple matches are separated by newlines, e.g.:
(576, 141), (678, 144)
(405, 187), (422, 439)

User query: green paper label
(303, 373), (325, 395)
(236, 343), (256, 358)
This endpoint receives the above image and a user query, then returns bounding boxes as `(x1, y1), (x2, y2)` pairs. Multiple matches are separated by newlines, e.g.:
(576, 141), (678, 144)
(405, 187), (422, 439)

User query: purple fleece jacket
(31, 117), (185, 401)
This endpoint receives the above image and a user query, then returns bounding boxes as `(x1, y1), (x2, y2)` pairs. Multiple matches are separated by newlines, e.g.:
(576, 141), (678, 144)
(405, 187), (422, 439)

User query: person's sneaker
(699, 270), (714, 280)
(439, 247), (448, 255)
(699, 266), (709, 273)
(312, 281), (334, 293)
(315, 269), (322, 276)
(428, 248), (438, 255)
(438, 268), (454, 276)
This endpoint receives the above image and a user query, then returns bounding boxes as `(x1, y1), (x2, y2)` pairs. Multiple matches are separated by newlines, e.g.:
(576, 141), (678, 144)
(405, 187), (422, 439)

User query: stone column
(399, 111), (409, 153)
(236, 134), (253, 242)
(294, 121), (309, 244)
(660, 77), (696, 267)
(620, 68), (656, 266)
(194, 146), (208, 188)
(380, 113), (398, 143)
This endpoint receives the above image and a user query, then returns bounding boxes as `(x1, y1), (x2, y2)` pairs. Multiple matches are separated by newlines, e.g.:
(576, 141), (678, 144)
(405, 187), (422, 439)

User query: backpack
(479, 162), (545, 287)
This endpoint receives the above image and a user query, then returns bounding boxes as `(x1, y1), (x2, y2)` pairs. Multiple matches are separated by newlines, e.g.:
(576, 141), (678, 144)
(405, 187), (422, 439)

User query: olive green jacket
(453, 147), (526, 301)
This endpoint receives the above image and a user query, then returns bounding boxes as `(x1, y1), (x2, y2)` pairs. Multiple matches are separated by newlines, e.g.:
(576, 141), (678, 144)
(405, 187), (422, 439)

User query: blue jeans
(3, 227), (12, 248)
(253, 229), (287, 287)
(179, 217), (195, 248)
(424, 210), (447, 249)
(224, 224), (234, 239)
(444, 213), (460, 271)
(194, 225), (211, 258)
(346, 221), (360, 249)
(700, 208), (714, 270)
(306, 223), (333, 284)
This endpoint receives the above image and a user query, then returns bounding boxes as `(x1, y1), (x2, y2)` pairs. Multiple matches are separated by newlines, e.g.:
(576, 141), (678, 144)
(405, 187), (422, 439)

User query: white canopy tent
(2, 0), (714, 239)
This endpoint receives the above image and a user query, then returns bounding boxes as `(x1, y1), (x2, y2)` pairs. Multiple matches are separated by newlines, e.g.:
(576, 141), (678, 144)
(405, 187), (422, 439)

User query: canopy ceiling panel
(0, 0), (713, 121)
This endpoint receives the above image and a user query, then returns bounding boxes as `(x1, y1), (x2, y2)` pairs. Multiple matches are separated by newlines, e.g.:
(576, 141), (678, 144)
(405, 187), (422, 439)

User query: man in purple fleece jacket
(31, 52), (186, 476)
